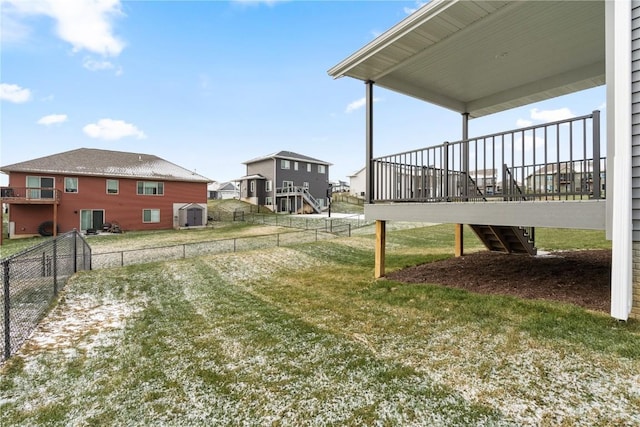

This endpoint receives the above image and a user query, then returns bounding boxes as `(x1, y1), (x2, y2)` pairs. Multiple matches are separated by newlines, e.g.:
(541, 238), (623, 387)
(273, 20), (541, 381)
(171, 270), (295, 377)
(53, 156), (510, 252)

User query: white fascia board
(327, 0), (455, 79)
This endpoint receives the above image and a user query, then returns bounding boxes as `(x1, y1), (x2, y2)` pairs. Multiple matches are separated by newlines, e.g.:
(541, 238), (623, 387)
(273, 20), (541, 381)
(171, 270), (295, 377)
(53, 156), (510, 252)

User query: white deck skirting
(365, 200), (607, 230)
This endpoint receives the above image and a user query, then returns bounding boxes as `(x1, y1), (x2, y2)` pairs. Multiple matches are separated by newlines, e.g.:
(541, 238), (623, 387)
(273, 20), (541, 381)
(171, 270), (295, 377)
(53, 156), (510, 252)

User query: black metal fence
(1, 230), (91, 362)
(244, 212), (371, 231)
(92, 227), (349, 269)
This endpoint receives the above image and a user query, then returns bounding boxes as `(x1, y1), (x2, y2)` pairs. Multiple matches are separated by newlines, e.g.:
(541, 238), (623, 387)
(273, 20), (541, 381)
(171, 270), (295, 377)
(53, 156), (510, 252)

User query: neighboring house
(237, 151), (331, 214)
(526, 161), (607, 195)
(469, 169), (498, 195)
(330, 180), (350, 193)
(208, 181), (239, 199)
(328, 1), (637, 320)
(348, 167), (366, 198)
(0, 148), (211, 238)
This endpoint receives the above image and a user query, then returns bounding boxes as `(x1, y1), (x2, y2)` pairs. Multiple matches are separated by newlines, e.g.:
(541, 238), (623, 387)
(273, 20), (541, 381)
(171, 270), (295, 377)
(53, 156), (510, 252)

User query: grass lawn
(1, 224), (638, 426)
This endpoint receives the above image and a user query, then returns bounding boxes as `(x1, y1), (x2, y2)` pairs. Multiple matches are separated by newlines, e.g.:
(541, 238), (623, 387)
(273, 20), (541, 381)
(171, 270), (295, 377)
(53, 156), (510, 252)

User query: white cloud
(0, 83), (32, 103)
(37, 114), (68, 125)
(345, 97), (380, 114)
(83, 57), (113, 71)
(82, 57), (123, 75)
(530, 107), (575, 123)
(516, 119), (532, 128)
(83, 119), (147, 140)
(3, 0), (125, 56)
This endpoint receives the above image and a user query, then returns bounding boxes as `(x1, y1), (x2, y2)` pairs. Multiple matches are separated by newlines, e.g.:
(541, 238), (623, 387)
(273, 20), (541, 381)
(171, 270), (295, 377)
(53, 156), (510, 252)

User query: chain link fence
(92, 227), (347, 269)
(1, 230), (91, 362)
(244, 212), (372, 231)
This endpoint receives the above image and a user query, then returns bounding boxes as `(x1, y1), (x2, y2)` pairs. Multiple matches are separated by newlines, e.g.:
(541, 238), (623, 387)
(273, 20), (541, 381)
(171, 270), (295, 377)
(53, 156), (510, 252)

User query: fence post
(277, 233), (280, 247)
(348, 224), (351, 237)
(73, 231), (78, 273)
(53, 239), (58, 295)
(183, 244), (186, 259)
(3, 259), (10, 360)
(234, 238), (237, 252)
(121, 251), (124, 267)
(315, 228), (318, 242)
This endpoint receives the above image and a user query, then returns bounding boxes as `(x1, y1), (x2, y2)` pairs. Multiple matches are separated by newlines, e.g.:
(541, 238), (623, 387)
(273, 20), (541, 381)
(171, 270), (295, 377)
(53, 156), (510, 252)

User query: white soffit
(328, 0), (605, 118)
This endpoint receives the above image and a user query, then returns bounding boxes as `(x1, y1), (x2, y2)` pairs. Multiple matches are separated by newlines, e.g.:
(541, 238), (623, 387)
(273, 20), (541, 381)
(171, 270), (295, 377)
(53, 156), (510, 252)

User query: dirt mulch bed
(386, 249), (611, 313)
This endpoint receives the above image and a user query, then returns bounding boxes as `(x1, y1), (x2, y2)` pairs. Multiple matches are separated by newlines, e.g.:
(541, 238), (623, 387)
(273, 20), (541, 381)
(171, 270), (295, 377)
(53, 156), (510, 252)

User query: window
(250, 181), (256, 192)
(26, 176), (54, 199)
(143, 209), (160, 223)
(303, 182), (309, 189)
(137, 181), (164, 195)
(294, 162), (299, 171)
(281, 159), (291, 170)
(64, 177), (78, 193)
(80, 209), (104, 231)
(265, 196), (273, 206)
(106, 179), (119, 194)
(265, 180), (272, 192)
(307, 164), (311, 172)
(318, 165), (326, 174)
(282, 181), (293, 192)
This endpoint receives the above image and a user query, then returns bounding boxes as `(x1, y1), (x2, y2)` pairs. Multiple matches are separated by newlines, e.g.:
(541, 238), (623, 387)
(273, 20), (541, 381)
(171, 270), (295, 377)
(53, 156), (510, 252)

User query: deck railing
(0, 187), (61, 203)
(372, 111), (604, 203)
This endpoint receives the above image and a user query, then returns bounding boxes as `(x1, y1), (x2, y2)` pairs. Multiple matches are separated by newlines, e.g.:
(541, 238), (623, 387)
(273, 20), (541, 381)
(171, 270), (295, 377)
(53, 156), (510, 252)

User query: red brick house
(0, 148), (211, 238)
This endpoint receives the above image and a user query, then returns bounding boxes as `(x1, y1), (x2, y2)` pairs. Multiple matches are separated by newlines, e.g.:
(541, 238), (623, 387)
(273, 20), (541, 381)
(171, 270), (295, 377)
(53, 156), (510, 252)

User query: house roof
(0, 148), (212, 183)
(207, 181), (238, 191)
(243, 150), (332, 166)
(328, 0), (605, 118)
(236, 174), (266, 181)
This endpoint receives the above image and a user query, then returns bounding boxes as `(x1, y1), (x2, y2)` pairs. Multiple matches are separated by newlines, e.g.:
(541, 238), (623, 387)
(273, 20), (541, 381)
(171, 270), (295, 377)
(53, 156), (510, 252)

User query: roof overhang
(328, 0), (605, 118)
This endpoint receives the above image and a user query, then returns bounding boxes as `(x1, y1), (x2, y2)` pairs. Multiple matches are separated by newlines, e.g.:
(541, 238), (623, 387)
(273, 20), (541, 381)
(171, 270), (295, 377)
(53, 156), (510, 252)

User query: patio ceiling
(327, 0), (605, 118)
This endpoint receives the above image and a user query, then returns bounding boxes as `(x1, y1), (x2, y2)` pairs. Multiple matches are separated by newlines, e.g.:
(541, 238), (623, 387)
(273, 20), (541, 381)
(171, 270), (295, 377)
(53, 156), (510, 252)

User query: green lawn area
(1, 223), (638, 426)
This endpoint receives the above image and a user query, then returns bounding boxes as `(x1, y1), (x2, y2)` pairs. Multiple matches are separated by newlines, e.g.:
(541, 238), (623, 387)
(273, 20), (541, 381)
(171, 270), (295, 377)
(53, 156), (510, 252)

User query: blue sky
(0, 0), (606, 187)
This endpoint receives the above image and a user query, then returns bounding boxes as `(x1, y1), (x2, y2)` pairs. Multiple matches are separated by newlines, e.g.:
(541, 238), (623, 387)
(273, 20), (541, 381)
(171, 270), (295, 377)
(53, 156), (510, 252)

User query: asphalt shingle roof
(0, 148), (211, 182)
(242, 150), (331, 166)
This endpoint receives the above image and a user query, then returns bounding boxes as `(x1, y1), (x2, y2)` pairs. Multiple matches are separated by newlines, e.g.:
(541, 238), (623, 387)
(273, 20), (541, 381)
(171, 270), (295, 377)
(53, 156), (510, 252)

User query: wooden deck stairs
(469, 225), (537, 255)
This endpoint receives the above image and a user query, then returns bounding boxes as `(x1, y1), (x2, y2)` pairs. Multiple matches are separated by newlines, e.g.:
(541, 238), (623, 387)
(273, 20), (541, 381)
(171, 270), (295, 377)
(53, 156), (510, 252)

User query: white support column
(607, 0), (633, 320)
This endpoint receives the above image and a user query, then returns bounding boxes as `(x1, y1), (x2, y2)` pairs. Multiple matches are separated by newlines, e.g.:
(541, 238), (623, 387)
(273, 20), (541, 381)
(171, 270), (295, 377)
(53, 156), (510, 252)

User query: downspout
(366, 80), (374, 204)
(608, 0), (632, 320)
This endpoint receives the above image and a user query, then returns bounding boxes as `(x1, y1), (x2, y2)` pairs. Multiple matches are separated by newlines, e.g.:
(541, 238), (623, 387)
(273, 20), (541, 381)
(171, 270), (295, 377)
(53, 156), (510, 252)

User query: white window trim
(137, 181), (164, 196)
(281, 159), (291, 170)
(64, 177), (78, 193)
(106, 179), (119, 194)
(142, 208), (161, 223)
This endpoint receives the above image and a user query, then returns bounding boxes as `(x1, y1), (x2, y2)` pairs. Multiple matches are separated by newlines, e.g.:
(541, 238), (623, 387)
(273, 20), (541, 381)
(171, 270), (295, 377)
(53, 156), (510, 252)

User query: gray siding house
(329, 0), (638, 320)
(238, 151), (331, 213)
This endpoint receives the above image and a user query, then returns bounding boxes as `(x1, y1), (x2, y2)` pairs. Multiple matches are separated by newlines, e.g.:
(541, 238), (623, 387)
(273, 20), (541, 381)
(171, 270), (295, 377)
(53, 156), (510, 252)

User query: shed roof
(328, 0), (605, 118)
(243, 150), (332, 166)
(0, 148), (211, 182)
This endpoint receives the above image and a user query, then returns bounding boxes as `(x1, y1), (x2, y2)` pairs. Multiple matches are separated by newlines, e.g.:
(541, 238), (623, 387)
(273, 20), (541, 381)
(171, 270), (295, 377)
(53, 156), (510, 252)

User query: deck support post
(455, 224), (464, 257)
(375, 220), (386, 278)
(462, 112), (469, 200)
(456, 112), (469, 255)
(365, 80), (374, 204)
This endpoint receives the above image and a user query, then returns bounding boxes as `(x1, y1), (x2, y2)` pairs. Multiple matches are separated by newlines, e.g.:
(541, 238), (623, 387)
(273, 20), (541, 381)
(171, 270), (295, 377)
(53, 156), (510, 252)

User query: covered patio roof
(328, 0), (605, 118)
